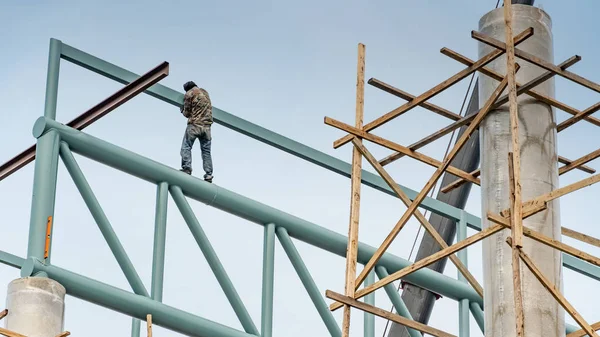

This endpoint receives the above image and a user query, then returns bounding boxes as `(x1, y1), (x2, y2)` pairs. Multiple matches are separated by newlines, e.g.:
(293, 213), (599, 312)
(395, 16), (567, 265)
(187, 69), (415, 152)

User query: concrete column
(5, 278), (66, 337)
(478, 5), (564, 337)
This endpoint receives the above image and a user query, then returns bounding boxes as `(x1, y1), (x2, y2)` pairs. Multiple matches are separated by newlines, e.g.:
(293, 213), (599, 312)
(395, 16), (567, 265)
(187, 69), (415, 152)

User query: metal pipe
(34, 117), (484, 305)
(169, 186), (259, 335)
(457, 212), (469, 337)
(151, 182), (168, 302)
(276, 227), (341, 337)
(469, 302), (484, 334)
(375, 267), (423, 337)
(20, 258), (253, 337)
(59, 142), (149, 297)
(44, 38), (62, 119)
(364, 271), (375, 337)
(26, 129), (60, 268)
(0, 251), (25, 269)
(261, 223), (276, 337)
(131, 318), (141, 337)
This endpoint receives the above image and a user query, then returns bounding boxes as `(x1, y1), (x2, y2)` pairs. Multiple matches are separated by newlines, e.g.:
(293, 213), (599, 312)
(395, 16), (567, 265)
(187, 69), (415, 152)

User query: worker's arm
(181, 92), (192, 117)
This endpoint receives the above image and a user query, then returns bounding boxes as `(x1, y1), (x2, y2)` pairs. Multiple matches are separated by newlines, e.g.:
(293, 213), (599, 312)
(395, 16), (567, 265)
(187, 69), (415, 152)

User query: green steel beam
(457, 212), (469, 337)
(20, 258), (253, 337)
(54, 39), (600, 283)
(44, 38), (62, 120)
(170, 186), (259, 335)
(261, 224), (276, 337)
(60, 142), (149, 297)
(131, 318), (141, 337)
(0, 251), (25, 269)
(151, 182), (168, 302)
(375, 267), (422, 337)
(276, 227), (341, 337)
(468, 302), (484, 334)
(364, 271), (375, 337)
(33, 117), (483, 305)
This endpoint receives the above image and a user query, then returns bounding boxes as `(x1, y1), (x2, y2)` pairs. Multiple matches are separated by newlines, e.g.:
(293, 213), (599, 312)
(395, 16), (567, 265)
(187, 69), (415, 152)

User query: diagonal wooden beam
(567, 322), (600, 337)
(331, 28), (534, 149)
(341, 42), (366, 337)
(488, 213), (600, 268)
(326, 290), (457, 337)
(368, 78), (463, 121)
(441, 155), (596, 194)
(350, 138), (483, 297)
(558, 101), (600, 132)
(325, 118), (481, 185)
(562, 227), (600, 249)
(0, 310), (6, 321)
(472, 30), (600, 94)
(508, 238), (600, 337)
(379, 55), (579, 168)
(55, 332), (71, 337)
(559, 149), (600, 175)
(442, 48), (600, 128)
(352, 69), (515, 290)
(0, 328), (27, 337)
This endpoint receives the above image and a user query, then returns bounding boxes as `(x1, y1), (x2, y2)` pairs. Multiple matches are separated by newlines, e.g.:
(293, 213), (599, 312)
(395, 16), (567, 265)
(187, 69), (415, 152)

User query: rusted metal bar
(0, 61), (169, 182)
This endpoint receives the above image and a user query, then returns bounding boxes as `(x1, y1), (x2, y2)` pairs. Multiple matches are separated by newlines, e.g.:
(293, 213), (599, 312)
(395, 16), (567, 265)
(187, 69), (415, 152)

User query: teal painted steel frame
(457, 212), (470, 337)
(6, 37), (595, 336)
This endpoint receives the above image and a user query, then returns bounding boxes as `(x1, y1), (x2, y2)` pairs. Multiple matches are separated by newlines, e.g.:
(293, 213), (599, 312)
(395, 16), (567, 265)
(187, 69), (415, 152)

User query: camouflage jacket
(181, 87), (213, 126)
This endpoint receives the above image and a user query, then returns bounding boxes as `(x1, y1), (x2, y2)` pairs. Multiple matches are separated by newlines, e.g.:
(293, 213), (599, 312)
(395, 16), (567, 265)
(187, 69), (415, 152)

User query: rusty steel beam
(0, 61), (169, 182)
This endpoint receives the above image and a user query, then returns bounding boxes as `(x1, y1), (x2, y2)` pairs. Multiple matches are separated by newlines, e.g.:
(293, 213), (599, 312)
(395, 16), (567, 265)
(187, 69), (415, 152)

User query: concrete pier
(478, 5), (565, 337)
(5, 277), (66, 337)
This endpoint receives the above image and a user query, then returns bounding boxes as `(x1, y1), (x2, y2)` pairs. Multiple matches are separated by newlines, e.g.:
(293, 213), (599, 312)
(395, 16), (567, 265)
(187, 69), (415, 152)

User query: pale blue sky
(1, 1), (600, 336)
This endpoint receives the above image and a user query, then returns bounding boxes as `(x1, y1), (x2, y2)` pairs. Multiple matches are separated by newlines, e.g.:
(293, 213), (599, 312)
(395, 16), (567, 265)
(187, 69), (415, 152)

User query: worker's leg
(199, 126), (213, 181)
(180, 124), (197, 173)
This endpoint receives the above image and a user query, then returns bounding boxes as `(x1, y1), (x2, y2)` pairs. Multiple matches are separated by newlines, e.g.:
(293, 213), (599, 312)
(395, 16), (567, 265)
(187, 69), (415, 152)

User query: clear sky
(1, 0), (600, 336)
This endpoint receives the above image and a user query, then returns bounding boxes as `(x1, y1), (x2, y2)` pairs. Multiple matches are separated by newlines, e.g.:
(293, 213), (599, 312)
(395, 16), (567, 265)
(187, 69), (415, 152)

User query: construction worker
(179, 81), (213, 183)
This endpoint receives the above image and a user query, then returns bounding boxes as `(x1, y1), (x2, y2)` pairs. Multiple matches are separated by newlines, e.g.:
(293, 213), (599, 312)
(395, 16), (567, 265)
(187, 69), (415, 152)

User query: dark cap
(183, 81), (197, 92)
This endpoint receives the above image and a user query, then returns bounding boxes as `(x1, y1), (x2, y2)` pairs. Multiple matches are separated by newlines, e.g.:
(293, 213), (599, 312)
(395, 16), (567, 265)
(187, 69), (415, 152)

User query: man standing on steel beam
(179, 81), (214, 183)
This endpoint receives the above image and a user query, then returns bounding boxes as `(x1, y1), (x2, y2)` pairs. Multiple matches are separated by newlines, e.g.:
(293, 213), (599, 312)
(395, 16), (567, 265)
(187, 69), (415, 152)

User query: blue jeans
(180, 124), (213, 178)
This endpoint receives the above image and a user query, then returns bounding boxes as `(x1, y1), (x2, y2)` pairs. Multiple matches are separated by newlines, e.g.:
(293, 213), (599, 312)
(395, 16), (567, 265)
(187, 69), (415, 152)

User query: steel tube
(59, 142), (149, 297)
(169, 186), (259, 335)
(261, 223), (276, 337)
(20, 258), (253, 337)
(26, 129), (60, 267)
(469, 302), (484, 333)
(276, 227), (341, 337)
(375, 267), (423, 337)
(33, 117), (484, 305)
(0, 251), (25, 269)
(44, 38), (61, 119)
(364, 271), (375, 337)
(457, 212), (469, 337)
(131, 318), (141, 337)
(151, 182), (168, 302)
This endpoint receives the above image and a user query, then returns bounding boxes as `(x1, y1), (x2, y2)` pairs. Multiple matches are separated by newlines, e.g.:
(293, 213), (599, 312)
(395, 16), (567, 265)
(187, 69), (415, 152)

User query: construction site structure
(1, 1), (600, 337)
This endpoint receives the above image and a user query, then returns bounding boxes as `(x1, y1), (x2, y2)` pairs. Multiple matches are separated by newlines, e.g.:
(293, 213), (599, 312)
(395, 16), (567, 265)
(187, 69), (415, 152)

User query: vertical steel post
(457, 211), (470, 337)
(261, 223), (276, 337)
(152, 182), (168, 302)
(375, 267), (423, 337)
(26, 38), (62, 265)
(364, 271), (375, 337)
(131, 318), (141, 337)
(169, 186), (259, 336)
(59, 142), (149, 297)
(276, 227), (341, 337)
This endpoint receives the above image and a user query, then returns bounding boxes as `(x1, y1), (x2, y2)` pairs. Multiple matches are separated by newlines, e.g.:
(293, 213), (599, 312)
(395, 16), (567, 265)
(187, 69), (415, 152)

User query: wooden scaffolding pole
(341, 42), (366, 337)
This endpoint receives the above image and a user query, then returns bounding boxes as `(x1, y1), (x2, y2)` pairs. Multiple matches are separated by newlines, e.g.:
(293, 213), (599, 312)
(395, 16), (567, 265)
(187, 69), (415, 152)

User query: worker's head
(183, 81), (197, 92)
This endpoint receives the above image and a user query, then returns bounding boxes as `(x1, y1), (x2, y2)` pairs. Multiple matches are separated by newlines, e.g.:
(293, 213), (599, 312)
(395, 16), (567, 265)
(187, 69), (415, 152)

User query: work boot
(204, 174), (213, 183)
(180, 168), (192, 175)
